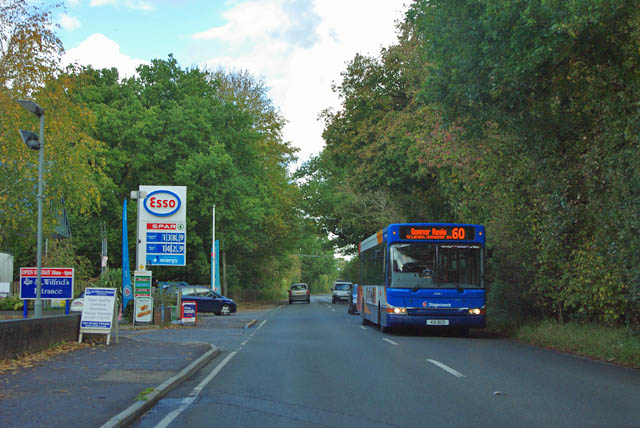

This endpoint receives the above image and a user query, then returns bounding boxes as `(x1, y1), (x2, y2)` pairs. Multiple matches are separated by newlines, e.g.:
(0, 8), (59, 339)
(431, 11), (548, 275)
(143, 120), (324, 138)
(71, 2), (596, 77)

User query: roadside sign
(134, 297), (153, 323)
(19, 267), (74, 300)
(137, 186), (187, 269)
(181, 301), (197, 325)
(79, 287), (118, 345)
(133, 270), (152, 297)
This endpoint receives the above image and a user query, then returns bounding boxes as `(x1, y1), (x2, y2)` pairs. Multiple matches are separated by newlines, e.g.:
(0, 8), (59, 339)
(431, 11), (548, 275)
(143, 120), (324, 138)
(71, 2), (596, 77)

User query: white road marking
(241, 320), (266, 347)
(382, 338), (398, 346)
(426, 359), (465, 378)
(360, 326), (367, 330)
(154, 352), (237, 428)
(331, 309), (335, 312)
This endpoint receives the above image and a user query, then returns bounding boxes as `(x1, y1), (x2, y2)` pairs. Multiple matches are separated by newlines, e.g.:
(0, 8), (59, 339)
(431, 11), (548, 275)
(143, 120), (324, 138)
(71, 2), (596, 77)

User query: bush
(0, 296), (23, 311)
(487, 279), (535, 332)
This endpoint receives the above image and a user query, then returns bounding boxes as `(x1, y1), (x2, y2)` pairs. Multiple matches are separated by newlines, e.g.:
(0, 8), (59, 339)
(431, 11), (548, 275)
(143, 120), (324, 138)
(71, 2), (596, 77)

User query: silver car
(288, 283), (310, 304)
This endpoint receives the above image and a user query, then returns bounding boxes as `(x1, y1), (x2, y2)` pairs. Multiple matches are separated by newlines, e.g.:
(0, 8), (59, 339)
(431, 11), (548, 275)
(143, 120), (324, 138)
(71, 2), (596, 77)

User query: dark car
(347, 284), (359, 314)
(165, 285), (237, 315)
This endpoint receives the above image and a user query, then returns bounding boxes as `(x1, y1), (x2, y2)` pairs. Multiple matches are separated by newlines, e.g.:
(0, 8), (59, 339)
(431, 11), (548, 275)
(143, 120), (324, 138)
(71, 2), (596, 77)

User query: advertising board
(181, 301), (197, 325)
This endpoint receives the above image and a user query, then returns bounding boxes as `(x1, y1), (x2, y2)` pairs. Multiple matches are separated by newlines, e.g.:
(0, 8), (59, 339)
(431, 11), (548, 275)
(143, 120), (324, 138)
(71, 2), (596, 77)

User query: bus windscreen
(390, 243), (482, 289)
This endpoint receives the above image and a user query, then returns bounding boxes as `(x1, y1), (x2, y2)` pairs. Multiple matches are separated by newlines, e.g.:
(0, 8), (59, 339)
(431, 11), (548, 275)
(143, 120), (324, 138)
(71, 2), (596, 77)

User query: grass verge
(236, 300), (282, 312)
(513, 320), (640, 369)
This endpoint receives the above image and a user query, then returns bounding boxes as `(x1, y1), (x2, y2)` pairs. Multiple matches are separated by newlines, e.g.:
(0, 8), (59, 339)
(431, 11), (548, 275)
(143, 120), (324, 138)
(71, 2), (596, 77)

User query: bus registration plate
(427, 319), (449, 326)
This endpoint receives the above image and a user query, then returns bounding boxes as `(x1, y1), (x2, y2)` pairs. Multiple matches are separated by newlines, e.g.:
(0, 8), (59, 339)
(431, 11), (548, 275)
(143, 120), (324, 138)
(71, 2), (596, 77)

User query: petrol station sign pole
(131, 185), (186, 324)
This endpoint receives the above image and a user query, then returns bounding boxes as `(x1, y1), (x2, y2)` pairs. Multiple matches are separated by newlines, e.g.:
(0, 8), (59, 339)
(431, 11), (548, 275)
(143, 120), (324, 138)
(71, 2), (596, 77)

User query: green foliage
(0, 295), (22, 310)
(516, 320), (640, 368)
(68, 58), (306, 296)
(338, 257), (360, 284)
(308, 0), (640, 329)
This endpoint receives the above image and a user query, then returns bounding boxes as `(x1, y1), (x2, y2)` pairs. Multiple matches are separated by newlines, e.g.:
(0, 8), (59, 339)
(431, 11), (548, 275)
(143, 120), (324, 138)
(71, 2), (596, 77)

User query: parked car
(288, 283), (310, 304)
(331, 280), (352, 303)
(70, 292), (84, 312)
(347, 284), (359, 314)
(165, 285), (236, 315)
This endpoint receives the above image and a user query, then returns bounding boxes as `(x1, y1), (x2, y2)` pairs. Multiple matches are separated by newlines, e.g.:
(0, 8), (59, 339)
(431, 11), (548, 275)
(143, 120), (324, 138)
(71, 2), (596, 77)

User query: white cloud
(194, 0), (407, 163)
(89, 0), (154, 11)
(62, 33), (149, 78)
(193, 1), (288, 42)
(59, 14), (81, 31)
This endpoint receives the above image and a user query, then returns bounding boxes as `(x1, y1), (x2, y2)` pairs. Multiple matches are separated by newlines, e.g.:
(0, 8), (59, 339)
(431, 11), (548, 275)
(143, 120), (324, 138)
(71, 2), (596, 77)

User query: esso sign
(144, 190), (181, 217)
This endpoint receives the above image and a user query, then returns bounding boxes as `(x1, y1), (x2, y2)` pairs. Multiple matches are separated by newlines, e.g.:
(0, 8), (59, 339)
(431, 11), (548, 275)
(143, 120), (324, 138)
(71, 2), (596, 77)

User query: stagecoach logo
(425, 302), (452, 308)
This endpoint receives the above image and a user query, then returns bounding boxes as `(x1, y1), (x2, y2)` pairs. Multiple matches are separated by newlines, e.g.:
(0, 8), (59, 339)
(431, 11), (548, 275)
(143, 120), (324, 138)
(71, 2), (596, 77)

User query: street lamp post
(17, 99), (45, 318)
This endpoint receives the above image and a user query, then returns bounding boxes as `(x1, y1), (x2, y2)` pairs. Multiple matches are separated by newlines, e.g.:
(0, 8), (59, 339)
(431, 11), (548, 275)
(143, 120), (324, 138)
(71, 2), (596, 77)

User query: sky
(51, 0), (409, 164)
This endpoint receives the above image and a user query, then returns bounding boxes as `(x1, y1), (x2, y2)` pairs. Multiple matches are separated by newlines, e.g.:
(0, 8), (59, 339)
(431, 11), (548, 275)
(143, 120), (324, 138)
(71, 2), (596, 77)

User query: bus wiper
(412, 277), (427, 292)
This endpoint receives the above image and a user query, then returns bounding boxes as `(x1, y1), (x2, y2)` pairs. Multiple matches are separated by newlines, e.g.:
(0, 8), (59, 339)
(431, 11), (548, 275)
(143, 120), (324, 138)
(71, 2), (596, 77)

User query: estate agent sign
(79, 287), (118, 345)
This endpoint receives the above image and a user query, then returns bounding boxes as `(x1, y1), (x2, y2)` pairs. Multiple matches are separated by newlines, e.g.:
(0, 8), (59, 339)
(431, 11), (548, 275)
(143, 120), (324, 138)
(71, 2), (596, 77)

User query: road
(132, 295), (640, 428)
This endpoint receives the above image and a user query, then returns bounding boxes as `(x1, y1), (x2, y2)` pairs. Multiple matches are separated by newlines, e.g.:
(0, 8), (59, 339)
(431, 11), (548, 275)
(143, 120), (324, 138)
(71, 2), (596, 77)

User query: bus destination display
(400, 226), (475, 241)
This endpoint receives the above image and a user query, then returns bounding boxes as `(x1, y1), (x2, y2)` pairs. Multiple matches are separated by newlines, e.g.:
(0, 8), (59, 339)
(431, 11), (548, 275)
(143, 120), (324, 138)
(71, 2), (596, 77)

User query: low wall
(0, 313), (81, 360)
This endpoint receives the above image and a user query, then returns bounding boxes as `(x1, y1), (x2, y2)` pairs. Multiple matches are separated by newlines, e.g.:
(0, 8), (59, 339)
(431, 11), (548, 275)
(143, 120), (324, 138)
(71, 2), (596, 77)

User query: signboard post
(79, 288), (118, 345)
(20, 267), (74, 300)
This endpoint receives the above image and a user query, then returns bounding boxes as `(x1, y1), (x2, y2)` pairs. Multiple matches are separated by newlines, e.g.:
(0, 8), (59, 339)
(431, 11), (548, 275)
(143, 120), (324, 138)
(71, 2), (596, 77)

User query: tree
(0, 0), (107, 271)
(0, 0), (63, 95)
(72, 58), (303, 298)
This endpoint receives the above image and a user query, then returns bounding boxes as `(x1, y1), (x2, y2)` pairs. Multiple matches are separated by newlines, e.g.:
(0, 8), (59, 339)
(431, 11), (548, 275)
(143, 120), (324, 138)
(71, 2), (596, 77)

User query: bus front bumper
(387, 314), (486, 329)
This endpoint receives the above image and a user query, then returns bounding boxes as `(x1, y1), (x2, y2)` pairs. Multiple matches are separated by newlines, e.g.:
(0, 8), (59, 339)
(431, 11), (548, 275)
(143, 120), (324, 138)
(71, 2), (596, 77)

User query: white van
(331, 280), (352, 303)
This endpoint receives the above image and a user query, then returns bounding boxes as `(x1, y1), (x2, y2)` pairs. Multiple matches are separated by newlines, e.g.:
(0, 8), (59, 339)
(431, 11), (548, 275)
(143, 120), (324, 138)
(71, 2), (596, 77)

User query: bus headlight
(468, 308), (486, 315)
(387, 306), (407, 315)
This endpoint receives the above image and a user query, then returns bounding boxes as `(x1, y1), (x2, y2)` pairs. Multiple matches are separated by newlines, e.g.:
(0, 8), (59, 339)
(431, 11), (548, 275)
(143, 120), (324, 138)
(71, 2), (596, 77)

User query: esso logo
(144, 190), (181, 217)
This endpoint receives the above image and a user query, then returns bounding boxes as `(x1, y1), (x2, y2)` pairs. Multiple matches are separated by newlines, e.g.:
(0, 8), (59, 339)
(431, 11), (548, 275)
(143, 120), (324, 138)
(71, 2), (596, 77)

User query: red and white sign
(147, 223), (177, 230)
(20, 268), (73, 277)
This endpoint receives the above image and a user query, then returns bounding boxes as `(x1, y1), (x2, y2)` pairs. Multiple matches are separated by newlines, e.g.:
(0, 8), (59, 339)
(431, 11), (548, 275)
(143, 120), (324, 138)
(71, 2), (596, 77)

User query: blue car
(165, 284), (237, 316)
(347, 284), (359, 314)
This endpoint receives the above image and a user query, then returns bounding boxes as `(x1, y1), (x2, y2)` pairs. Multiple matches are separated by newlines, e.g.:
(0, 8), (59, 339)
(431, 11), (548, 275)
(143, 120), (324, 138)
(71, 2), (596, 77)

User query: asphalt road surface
(132, 295), (640, 428)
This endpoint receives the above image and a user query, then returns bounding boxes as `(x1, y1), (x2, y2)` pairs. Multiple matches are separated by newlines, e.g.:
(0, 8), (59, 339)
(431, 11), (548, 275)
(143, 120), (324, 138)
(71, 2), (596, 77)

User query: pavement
(0, 312), (262, 428)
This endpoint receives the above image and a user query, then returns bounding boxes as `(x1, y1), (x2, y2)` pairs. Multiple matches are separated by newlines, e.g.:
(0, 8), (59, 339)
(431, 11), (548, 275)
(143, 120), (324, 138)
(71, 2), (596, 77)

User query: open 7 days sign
(137, 185), (187, 269)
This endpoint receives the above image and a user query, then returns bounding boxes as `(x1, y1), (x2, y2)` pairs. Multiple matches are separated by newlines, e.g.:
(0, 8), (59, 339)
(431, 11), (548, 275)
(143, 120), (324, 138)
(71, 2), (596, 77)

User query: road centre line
(240, 320), (266, 347)
(426, 359), (465, 378)
(382, 338), (398, 346)
(154, 352), (237, 428)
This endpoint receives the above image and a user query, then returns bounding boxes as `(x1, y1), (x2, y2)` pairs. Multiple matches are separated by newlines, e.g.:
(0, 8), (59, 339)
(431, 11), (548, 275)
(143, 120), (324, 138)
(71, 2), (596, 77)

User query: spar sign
(137, 186), (187, 269)
(20, 267), (74, 300)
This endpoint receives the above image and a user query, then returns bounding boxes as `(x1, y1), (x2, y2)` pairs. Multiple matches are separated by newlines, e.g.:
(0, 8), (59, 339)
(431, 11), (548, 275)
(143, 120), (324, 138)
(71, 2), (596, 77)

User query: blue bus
(358, 223), (487, 335)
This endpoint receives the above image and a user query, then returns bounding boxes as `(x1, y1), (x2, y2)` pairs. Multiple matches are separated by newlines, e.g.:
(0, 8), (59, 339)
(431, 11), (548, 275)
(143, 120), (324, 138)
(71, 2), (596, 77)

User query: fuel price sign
(137, 186), (187, 268)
